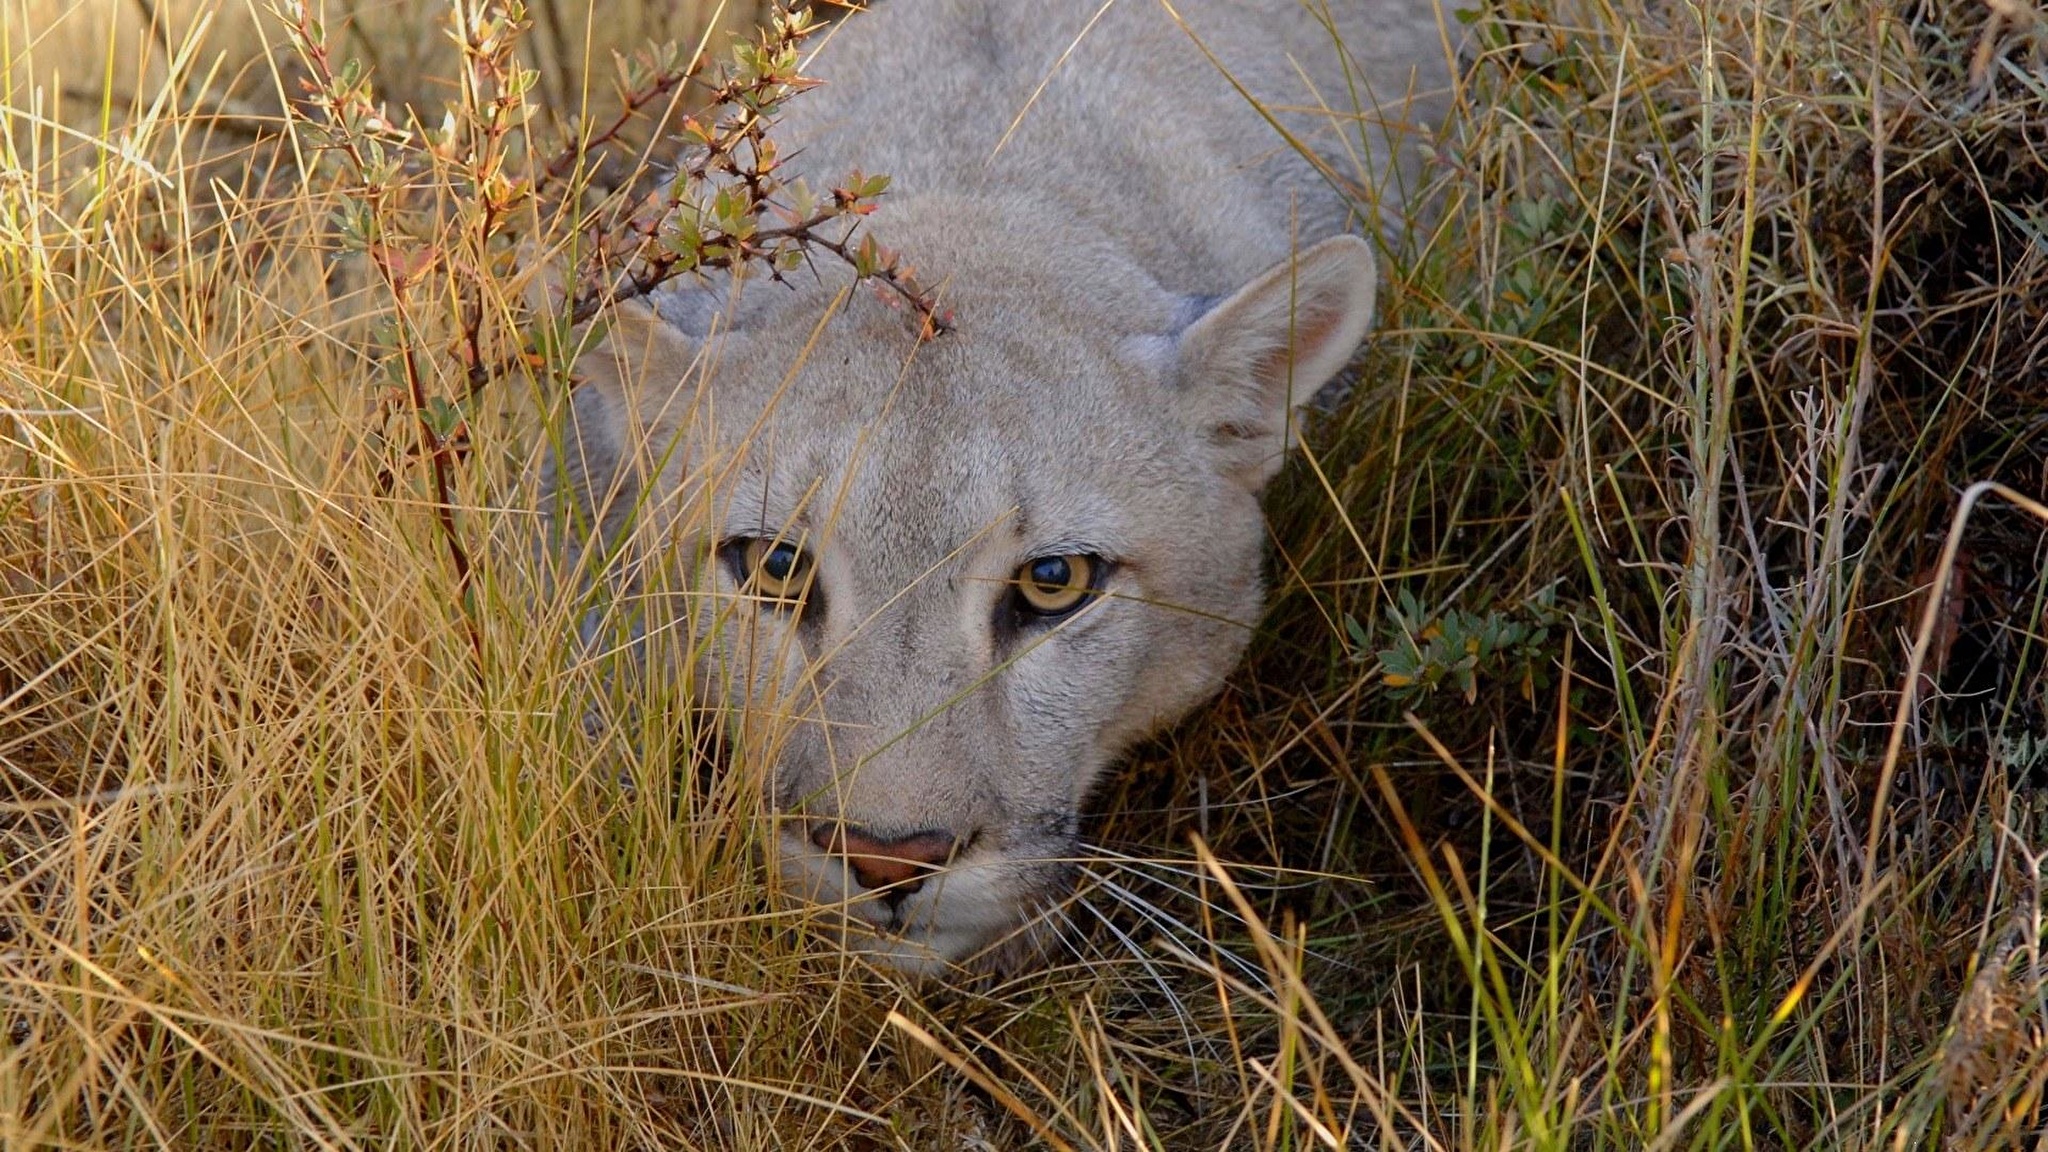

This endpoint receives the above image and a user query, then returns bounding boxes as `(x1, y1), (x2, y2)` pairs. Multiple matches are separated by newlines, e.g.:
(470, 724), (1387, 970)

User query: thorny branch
(553, 15), (953, 344)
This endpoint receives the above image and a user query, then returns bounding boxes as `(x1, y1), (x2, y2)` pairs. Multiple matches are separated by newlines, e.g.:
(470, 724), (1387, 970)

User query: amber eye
(1012, 554), (1100, 617)
(738, 538), (814, 605)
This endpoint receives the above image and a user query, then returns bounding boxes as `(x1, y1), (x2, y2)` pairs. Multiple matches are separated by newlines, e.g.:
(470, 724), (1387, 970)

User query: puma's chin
(831, 922), (1007, 978)
(811, 902), (1060, 978)
(774, 831), (1068, 976)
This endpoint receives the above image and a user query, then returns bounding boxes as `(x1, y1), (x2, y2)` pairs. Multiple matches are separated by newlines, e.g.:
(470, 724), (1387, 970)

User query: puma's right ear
(543, 300), (701, 563)
(574, 297), (701, 407)
(1175, 234), (1379, 491)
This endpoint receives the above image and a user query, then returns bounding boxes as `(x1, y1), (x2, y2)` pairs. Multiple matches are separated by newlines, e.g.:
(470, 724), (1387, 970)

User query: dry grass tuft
(4, 0), (2048, 1147)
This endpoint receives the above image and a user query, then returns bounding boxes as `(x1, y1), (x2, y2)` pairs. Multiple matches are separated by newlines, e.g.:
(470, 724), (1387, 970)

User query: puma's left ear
(1176, 234), (1378, 491)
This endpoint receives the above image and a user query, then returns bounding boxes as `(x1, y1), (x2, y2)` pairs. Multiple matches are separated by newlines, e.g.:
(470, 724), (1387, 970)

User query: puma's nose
(809, 823), (958, 895)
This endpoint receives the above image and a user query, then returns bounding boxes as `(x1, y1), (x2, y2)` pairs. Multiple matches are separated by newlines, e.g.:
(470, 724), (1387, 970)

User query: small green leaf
(423, 396), (462, 439)
(1343, 613), (1371, 655)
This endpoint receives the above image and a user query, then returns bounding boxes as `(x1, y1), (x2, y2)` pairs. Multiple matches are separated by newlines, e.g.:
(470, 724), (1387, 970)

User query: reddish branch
(283, 0), (485, 666)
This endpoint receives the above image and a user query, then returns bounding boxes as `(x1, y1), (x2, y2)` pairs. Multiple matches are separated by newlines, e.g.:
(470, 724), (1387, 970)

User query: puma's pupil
(762, 544), (799, 582)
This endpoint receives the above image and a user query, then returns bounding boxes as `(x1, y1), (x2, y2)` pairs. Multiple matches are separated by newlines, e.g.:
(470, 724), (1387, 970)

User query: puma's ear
(1175, 234), (1378, 491)
(543, 299), (701, 564)
(575, 297), (701, 405)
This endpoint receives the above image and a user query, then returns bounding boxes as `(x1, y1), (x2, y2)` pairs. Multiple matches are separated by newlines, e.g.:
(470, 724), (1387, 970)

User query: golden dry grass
(4, 0), (2048, 1148)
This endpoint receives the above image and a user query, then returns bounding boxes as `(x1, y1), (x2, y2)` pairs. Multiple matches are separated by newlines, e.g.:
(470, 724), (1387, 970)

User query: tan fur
(543, 0), (1453, 973)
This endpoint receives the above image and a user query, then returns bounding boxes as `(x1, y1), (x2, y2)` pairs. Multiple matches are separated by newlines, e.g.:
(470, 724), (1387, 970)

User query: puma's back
(551, 0), (1453, 973)
(751, 0), (1448, 289)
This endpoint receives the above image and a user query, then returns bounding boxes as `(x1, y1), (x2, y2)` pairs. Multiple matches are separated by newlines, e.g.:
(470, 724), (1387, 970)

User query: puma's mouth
(773, 829), (1073, 975)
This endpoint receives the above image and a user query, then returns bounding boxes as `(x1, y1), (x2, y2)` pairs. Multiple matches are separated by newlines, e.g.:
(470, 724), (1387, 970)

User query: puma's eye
(1012, 554), (1101, 617)
(737, 538), (814, 605)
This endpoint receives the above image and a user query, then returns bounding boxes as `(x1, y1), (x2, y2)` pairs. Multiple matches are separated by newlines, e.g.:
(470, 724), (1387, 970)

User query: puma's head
(544, 229), (1377, 974)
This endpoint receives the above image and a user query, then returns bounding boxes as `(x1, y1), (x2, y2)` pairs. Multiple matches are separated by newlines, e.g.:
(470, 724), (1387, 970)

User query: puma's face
(555, 235), (1378, 973)
(684, 313), (1275, 974)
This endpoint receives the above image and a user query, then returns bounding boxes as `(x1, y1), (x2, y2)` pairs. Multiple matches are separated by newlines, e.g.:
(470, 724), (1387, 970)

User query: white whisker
(1070, 891), (1204, 1056)
(1080, 866), (1273, 992)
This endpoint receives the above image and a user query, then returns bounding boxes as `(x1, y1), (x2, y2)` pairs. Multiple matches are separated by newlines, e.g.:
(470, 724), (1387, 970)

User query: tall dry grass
(4, 0), (2047, 1147)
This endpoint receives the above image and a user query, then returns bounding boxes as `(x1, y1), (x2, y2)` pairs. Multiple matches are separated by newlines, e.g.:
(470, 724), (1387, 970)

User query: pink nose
(810, 823), (958, 894)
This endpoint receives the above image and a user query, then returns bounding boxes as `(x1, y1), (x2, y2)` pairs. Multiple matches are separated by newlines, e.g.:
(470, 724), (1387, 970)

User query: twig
(282, 0), (484, 668)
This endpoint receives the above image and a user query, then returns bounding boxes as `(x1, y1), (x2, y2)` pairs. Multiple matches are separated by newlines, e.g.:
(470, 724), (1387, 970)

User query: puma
(544, 0), (1452, 973)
